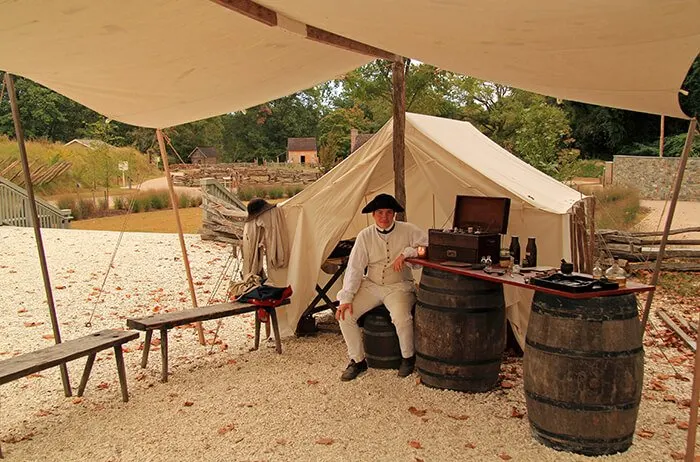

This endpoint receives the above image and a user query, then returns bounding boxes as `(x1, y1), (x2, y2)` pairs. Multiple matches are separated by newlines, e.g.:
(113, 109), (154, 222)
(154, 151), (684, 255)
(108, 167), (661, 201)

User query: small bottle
(592, 257), (603, 280)
(509, 236), (521, 266)
(524, 237), (537, 267)
(605, 259), (627, 288)
(500, 248), (511, 268)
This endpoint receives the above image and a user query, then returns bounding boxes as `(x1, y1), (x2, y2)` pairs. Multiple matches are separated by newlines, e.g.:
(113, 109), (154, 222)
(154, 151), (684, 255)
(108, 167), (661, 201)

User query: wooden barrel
(415, 266), (506, 392)
(361, 306), (402, 369)
(523, 292), (643, 456)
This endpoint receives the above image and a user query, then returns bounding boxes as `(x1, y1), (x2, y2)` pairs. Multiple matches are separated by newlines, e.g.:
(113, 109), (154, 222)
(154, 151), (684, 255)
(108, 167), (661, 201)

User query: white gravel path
(0, 227), (697, 461)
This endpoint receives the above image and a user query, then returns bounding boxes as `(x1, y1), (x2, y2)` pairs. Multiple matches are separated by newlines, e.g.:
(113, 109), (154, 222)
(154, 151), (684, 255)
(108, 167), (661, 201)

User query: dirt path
(633, 200), (700, 240)
(138, 175), (201, 197)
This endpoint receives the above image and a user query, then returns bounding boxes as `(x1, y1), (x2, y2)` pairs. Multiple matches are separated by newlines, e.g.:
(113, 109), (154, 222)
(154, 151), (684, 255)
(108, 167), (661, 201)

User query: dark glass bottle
(508, 236), (520, 266)
(524, 237), (537, 267)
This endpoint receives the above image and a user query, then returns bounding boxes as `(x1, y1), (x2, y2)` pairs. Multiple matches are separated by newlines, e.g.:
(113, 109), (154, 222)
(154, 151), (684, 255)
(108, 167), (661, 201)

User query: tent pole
(640, 118), (697, 334)
(392, 58), (407, 221)
(659, 115), (665, 157)
(4, 73), (71, 396)
(156, 129), (206, 345)
(685, 313), (700, 462)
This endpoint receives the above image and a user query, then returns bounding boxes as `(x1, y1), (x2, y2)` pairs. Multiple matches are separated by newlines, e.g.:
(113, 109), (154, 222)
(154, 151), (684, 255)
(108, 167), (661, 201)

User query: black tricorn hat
(246, 198), (276, 222)
(361, 193), (405, 214)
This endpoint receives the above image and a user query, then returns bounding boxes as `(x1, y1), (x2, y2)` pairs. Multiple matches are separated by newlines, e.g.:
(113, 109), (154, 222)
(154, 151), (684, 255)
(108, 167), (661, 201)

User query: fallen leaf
(448, 414), (470, 421)
(677, 421), (689, 430)
(665, 416), (677, 425)
(275, 438), (287, 445)
(674, 373), (690, 382)
(510, 406), (526, 419)
(307, 379), (319, 385)
(415, 458), (425, 462)
(55, 285), (66, 290)
(41, 334), (54, 340)
(501, 381), (514, 389)
(27, 373), (44, 379)
(465, 443), (477, 449)
(409, 440), (423, 449)
(17, 308), (27, 313)
(657, 374), (672, 380)
(24, 322), (43, 327)
(670, 451), (684, 460)
(663, 394), (678, 403)
(218, 423), (236, 435)
(316, 438), (334, 445)
(183, 401), (194, 407)
(409, 406), (427, 417)
(96, 382), (109, 390)
(498, 453), (512, 460)
(227, 359), (237, 365)
(72, 398), (83, 405)
(35, 409), (52, 417)
(636, 429), (654, 438)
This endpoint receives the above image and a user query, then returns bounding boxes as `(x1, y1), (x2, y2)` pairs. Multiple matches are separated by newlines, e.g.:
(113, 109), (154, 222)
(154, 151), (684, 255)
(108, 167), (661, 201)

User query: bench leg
(254, 313), (261, 350)
(113, 345), (129, 402)
(160, 328), (169, 383)
(59, 363), (72, 397)
(269, 309), (282, 354)
(77, 353), (97, 397)
(141, 330), (153, 368)
(265, 319), (271, 339)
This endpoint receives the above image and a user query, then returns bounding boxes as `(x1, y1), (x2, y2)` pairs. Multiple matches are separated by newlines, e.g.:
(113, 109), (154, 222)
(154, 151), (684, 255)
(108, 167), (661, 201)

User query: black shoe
(398, 355), (416, 378)
(340, 359), (368, 381)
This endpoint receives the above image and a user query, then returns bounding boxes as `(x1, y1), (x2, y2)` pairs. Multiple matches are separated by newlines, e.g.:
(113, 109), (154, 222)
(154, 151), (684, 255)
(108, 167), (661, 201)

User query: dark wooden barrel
(415, 266), (506, 392)
(523, 292), (643, 456)
(360, 306), (402, 369)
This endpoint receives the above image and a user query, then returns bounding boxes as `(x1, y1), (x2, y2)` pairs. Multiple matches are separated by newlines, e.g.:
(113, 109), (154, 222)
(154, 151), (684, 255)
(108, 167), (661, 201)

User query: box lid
(452, 195), (511, 234)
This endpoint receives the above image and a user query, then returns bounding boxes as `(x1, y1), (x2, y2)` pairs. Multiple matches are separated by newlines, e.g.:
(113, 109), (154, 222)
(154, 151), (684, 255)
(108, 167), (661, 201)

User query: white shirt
(337, 221), (428, 305)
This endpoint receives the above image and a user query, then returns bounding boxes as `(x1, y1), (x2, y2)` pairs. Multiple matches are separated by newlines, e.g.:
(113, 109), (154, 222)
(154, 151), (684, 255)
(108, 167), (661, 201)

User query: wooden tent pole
(156, 129), (206, 345)
(684, 313), (700, 462)
(660, 115), (666, 157)
(4, 73), (72, 396)
(640, 118), (697, 333)
(392, 58), (407, 221)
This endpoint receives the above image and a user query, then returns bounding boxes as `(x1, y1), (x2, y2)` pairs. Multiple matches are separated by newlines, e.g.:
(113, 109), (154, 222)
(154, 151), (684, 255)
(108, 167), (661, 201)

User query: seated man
(335, 193), (428, 381)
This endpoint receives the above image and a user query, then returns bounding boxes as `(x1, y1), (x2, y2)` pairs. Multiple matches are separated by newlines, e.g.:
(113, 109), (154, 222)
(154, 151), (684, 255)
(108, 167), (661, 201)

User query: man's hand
(393, 254), (407, 272)
(336, 303), (353, 321)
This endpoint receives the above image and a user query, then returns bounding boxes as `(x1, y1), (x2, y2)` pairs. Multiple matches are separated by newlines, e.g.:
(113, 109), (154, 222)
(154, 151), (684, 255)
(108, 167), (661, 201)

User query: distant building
(287, 137), (318, 165)
(189, 146), (219, 165)
(64, 139), (116, 151)
(350, 129), (374, 153)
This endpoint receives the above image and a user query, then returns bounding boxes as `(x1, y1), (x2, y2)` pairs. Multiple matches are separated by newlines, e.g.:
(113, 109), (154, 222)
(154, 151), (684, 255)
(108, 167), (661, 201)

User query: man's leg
(338, 285), (383, 362)
(382, 290), (417, 359)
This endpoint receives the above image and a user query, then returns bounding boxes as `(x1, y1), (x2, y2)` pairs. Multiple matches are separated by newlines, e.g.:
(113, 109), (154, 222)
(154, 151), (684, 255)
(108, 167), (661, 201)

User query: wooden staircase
(0, 176), (72, 228)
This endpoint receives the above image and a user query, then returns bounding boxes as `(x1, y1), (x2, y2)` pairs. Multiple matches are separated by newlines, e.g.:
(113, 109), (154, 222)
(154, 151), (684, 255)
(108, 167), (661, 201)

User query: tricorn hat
(361, 193), (405, 214)
(246, 197), (276, 222)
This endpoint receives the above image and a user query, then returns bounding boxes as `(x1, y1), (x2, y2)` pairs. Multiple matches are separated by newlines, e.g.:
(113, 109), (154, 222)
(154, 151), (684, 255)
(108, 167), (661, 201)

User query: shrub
(594, 186), (643, 230)
(178, 194), (193, 209)
(76, 199), (96, 220)
(97, 199), (108, 211)
(268, 187), (284, 199)
(285, 185), (304, 197)
(113, 196), (126, 210)
(149, 192), (169, 210)
(56, 197), (75, 211)
(237, 186), (255, 201)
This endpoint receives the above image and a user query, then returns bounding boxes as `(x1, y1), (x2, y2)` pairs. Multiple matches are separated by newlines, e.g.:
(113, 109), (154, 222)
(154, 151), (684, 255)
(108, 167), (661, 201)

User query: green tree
(318, 106), (372, 159)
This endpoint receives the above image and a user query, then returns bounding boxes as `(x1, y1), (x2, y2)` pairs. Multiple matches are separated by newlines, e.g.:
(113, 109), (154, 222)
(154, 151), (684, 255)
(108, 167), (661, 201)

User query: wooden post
(4, 73), (72, 396)
(156, 129), (206, 345)
(685, 313), (700, 462)
(660, 115), (665, 157)
(640, 118), (697, 333)
(392, 58), (407, 222)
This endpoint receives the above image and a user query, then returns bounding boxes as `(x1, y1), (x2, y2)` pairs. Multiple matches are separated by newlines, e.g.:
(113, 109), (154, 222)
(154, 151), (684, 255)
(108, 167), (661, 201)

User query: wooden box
(428, 196), (511, 263)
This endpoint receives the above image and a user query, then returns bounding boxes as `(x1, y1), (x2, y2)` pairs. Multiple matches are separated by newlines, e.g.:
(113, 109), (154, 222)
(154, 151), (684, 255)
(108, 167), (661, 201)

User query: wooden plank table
(407, 258), (654, 298)
(126, 300), (289, 382)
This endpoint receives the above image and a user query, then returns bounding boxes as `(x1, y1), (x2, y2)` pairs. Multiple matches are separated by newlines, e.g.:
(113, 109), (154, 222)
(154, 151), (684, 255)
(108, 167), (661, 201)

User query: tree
(318, 106), (372, 160)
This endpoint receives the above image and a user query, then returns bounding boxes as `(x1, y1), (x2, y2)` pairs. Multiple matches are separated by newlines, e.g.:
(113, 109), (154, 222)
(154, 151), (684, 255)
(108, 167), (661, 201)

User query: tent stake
(4, 73), (71, 396)
(156, 129), (206, 345)
(685, 313), (700, 462)
(392, 58), (407, 221)
(640, 118), (697, 334)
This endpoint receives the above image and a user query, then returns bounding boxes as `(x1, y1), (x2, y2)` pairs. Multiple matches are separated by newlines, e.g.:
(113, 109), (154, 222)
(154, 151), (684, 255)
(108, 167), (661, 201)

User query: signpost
(118, 161), (129, 188)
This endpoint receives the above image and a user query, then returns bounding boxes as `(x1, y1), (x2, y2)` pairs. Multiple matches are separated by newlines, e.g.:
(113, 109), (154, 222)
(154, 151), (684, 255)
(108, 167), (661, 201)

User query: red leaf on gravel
(465, 443), (477, 449)
(307, 379), (319, 385)
(17, 308), (27, 313)
(501, 381), (514, 389)
(409, 440), (423, 449)
(42, 334), (54, 340)
(415, 458), (425, 462)
(183, 401), (194, 407)
(448, 414), (470, 420)
(24, 322), (43, 327)
(670, 451), (684, 460)
(97, 382), (109, 390)
(674, 373), (690, 382)
(657, 374), (672, 380)
(511, 407), (526, 419)
(122, 347), (132, 353)
(218, 423), (235, 435)
(409, 407), (427, 417)
(663, 394), (678, 403)
(316, 438), (334, 445)
(665, 416), (677, 425)
(55, 285), (66, 290)
(498, 453), (512, 460)
(636, 429), (654, 438)
(27, 373), (44, 379)
(227, 359), (237, 365)
(649, 379), (667, 391)
(677, 421), (689, 430)
(72, 398), (83, 404)
(679, 399), (692, 408)
(150, 338), (161, 347)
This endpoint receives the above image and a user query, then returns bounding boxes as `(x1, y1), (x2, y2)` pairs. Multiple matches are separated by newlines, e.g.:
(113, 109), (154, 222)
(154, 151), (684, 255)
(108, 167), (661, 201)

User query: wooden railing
(200, 177), (245, 211)
(0, 176), (72, 229)
(199, 177), (246, 244)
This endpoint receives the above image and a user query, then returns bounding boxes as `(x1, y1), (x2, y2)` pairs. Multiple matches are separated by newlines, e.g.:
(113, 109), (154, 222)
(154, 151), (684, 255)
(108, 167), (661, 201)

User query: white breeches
(338, 281), (416, 362)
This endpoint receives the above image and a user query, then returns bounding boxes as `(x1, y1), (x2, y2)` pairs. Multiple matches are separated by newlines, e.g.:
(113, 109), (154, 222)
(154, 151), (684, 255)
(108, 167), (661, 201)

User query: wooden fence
(0, 176), (72, 229)
(199, 177), (246, 244)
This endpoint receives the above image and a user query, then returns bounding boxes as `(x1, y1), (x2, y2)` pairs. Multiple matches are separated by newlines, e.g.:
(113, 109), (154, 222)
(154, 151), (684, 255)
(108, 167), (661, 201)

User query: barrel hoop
(416, 351), (501, 366)
(525, 390), (639, 411)
(531, 301), (637, 321)
(363, 330), (397, 338)
(416, 301), (500, 315)
(525, 338), (643, 358)
(366, 353), (401, 361)
(419, 282), (497, 297)
(417, 367), (493, 382)
(530, 421), (634, 445)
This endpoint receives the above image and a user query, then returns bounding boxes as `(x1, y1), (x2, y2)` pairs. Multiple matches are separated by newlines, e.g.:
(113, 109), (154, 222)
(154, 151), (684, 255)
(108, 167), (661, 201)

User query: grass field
(71, 207), (202, 234)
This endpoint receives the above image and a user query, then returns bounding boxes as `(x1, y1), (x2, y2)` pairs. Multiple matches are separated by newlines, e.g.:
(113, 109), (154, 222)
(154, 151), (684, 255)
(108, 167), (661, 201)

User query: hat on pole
(246, 198), (276, 222)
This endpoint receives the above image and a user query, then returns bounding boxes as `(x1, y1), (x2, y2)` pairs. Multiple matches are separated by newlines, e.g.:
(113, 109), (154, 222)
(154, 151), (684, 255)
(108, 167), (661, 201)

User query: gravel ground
(0, 227), (697, 461)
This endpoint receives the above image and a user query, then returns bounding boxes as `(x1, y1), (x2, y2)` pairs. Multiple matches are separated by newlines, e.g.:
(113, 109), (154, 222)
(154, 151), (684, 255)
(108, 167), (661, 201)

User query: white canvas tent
(269, 113), (584, 345)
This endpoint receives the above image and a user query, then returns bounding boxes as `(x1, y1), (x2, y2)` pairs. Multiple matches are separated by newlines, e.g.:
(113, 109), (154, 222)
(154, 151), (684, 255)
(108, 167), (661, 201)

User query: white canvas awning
(1, 0), (698, 129)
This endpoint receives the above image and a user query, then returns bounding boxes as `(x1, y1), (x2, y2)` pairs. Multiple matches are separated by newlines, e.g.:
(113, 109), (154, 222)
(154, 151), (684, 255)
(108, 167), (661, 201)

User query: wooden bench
(0, 329), (139, 402)
(126, 301), (288, 382)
